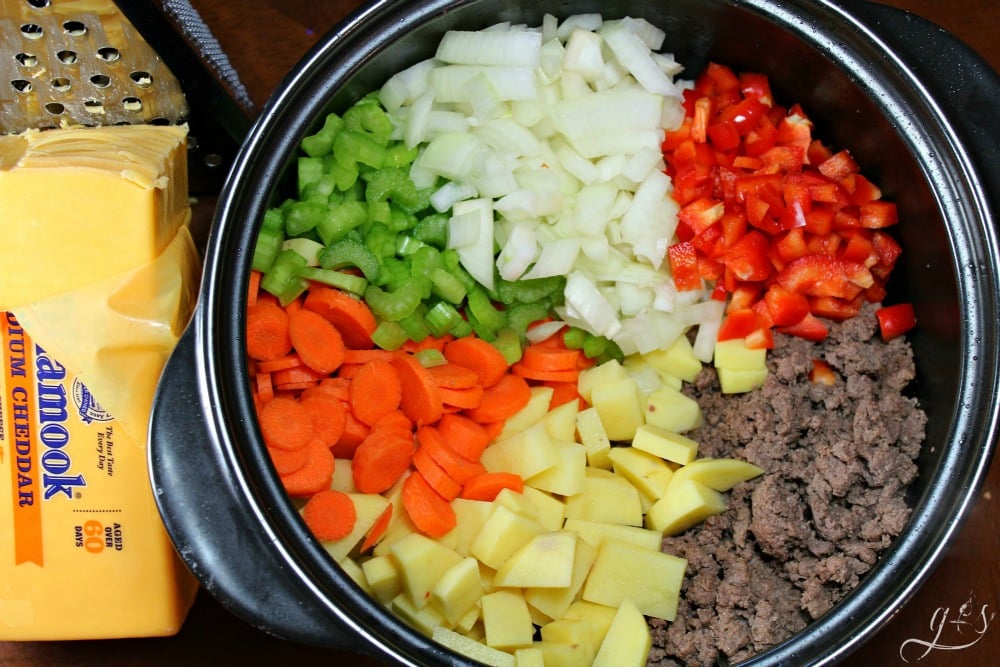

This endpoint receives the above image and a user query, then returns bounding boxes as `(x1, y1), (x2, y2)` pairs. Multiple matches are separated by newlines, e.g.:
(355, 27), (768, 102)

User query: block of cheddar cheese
(0, 124), (190, 310)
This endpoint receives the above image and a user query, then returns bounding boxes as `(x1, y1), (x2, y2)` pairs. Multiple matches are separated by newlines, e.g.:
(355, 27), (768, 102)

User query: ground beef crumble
(646, 304), (927, 666)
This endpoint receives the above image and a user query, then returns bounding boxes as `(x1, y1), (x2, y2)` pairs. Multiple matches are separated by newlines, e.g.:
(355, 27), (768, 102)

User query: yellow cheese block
(0, 124), (190, 310)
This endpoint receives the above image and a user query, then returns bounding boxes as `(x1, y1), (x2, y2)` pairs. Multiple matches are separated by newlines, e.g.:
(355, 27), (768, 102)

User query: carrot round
(438, 384), (484, 410)
(427, 362), (480, 389)
(436, 413), (491, 462)
(521, 344), (582, 372)
(510, 362), (580, 383)
(460, 472), (524, 502)
(247, 270), (262, 307)
(258, 396), (314, 451)
(246, 301), (292, 361)
(390, 354), (444, 426)
(272, 364), (326, 389)
(370, 410), (414, 438)
(416, 425), (486, 484)
(342, 348), (397, 365)
(464, 374), (532, 424)
(256, 353), (304, 374)
(545, 381), (583, 409)
(301, 488), (357, 542)
(288, 308), (346, 375)
(332, 411), (370, 459)
(360, 502), (394, 553)
(255, 371), (274, 404)
(352, 429), (415, 494)
(350, 358), (402, 426)
(280, 438), (336, 496)
(299, 391), (347, 448)
(304, 286), (378, 349)
(442, 337), (509, 387)
(412, 446), (462, 501)
(402, 470), (457, 538)
(267, 444), (309, 476)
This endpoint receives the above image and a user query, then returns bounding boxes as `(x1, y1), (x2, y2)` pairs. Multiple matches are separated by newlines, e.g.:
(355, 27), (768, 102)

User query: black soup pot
(149, 0), (1000, 665)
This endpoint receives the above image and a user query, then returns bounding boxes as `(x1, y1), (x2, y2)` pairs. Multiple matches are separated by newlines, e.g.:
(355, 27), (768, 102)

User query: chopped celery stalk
(281, 237), (324, 266)
(430, 268), (467, 304)
(449, 318), (474, 338)
(317, 200), (368, 245)
(276, 277), (309, 306)
(466, 288), (506, 336)
(398, 306), (431, 341)
(298, 157), (325, 196)
(425, 300), (463, 337)
(285, 200), (328, 236)
(496, 275), (565, 305)
(299, 267), (367, 295)
(368, 200), (392, 225)
(377, 257), (414, 291)
(260, 248), (308, 299)
(319, 238), (380, 282)
(411, 245), (443, 278)
(364, 282), (422, 322)
(252, 225), (284, 273)
(344, 97), (393, 144)
(365, 166), (431, 212)
(396, 235), (427, 257)
(388, 207), (418, 232)
(492, 328), (523, 365)
(506, 301), (551, 336)
(413, 213), (450, 249)
(371, 320), (408, 350)
(334, 129), (386, 170)
(300, 112), (345, 157)
(415, 348), (447, 367)
(383, 142), (420, 168)
(364, 223), (398, 259)
(582, 332), (608, 358)
(464, 307), (496, 342)
(562, 326), (587, 350)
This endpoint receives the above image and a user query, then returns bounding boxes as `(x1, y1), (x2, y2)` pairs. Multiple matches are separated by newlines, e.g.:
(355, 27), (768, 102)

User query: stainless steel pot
(149, 1), (1000, 664)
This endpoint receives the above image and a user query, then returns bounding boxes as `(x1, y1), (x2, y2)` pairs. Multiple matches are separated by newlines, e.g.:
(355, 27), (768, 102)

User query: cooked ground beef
(647, 303), (926, 666)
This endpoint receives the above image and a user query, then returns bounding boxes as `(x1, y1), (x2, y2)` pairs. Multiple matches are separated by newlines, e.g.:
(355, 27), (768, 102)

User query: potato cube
(393, 592), (446, 636)
(331, 458), (358, 493)
(390, 532), (463, 608)
(563, 518), (663, 552)
(717, 366), (769, 394)
(319, 493), (390, 562)
(525, 440), (587, 496)
(645, 477), (727, 535)
(470, 504), (546, 570)
(608, 446), (674, 502)
(514, 646), (545, 667)
(432, 626), (516, 667)
(339, 556), (371, 595)
(582, 539), (687, 621)
(577, 358), (628, 403)
(714, 337), (768, 370)
(482, 589), (534, 650)
(493, 531), (577, 589)
(524, 535), (597, 620)
(561, 600), (618, 648)
(592, 597), (651, 667)
(445, 497), (494, 556)
(541, 618), (598, 660)
(576, 407), (612, 469)
(361, 554), (401, 603)
(668, 457), (764, 492)
(642, 334), (703, 382)
(564, 468), (643, 526)
(642, 385), (703, 433)
(499, 386), (555, 439)
(532, 641), (595, 667)
(591, 376), (644, 441)
(431, 556), (483, 625)
(543, 398), (580, 441)
(519, 486), (566, 531)
(631, 424), (699, 465)
(480, 422), (560, 479)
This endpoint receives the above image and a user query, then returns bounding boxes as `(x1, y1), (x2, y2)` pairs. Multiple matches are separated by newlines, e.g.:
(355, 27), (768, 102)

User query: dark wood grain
(2, 1), (997, 665)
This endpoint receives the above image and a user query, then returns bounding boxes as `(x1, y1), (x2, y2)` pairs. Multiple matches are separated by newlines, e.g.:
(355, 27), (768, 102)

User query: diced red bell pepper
(760, 144), (806, 171)
(844, 173), (882, 205)
(860, 200), (899, 228)
(763, 284), (810, 326)
(739, 71), (773, 105)
(707, 119), (741, 151)
(776, 254), (873, 298)
(776, 109), (813, 152)
(717, 308), (757, 341)
(839, 230), (877, 266)
(876, 303), (916, 341)
(871, 230), (902, 269)
(744, 114), (779, 156)
(809, 359), (837, 385)
(744, 325), (774, 350)
(727, 283), (763, 312)
(668, 241), (702, 291)
(776, 311), (829, 342)
(774, 227), (808, 263)
(810, 295), (863, 321)
(818, 150), (859, 181)
(807, 139), (834, 166)
(723, 230), (772, 282)
(679, 198), (725, 235)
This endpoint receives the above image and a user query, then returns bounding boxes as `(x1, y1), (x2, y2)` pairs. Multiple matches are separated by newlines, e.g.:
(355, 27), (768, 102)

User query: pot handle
(848, 0), (1000, 209)
(148, 324), (353, 648)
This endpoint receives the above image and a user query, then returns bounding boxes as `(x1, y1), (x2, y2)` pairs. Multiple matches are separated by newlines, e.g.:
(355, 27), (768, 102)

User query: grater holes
(90, 74), (111, 88)
(62, 20), (87, 37)
(51, 77), (71, 92)
(20, 23), (43, 39)
(45, 102), (64, 115)
(150, 117), (169, 125)
(26, 0), (51, 8)
(15, 52), (38, 67)
(83, 99), (104, 114)
(204, 153), (223, 168)
(96, 47), (121, 63)
(130, 70), (153, 87)
(122, 96), (142, 112)
(11, 79), (33, 93)
(56, 50), (77, 65)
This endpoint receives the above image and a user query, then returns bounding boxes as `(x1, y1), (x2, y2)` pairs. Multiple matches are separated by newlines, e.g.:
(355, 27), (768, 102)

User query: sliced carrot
(246, 301), (292, 362)
(438, 384), (484, 410)
(284, 295), (304, 317)
(335, 363), (363, 380)
(350, 358), (402, 426)
(521, 344), (582, 372)
(436, 413), (492, 462)
(412, 446), (462, 501)
(352, 428), (416, 494)
(342, 348), (398, 365)
(464, 374), (532, 424)
(401, 470), (457, 538)
(247, 270), (262, 307)
(390, 354), (444, 426)
(415, 425), (486, 484)
(360, 502), (394, 553)
(288, 308), (346, 375)
(304, 286), (378, 349)
(301, 488), (357, 542)
(255, 371), (274, 404)
(256, 353), (304, 374)
(369, 410), (414, 438)
(442, 337), (509, 387)
(272, 364), (326, 389)
(331, 411), (370, 458)
(299, 391), (347, 448)
(258, 396), (313, 451)
(267, 444), (309, 476)
(545, 381), (583, 409)
(482, 420), (506, 441)
(401, 334), (454, 354)
(460, 471), (524, 502)
(280, 438), (336, 496)
(316, 376), (351, 401)
(427, 362), (480, 389)
(511, 362), (580, 383)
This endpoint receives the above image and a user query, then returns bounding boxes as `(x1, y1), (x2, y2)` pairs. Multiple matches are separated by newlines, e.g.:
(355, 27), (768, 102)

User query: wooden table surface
(3, 1), (998, 665)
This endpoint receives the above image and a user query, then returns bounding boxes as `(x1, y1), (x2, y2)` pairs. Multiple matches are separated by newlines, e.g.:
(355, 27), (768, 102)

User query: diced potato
(561, 600), (617, 649)
(543, 397), (580, 441)
(319, 493), (390, 562)
(564, 468), (643, 526)
(577, 358), (628, 403)
(514, 646), (546, 667)
(480, 422), (560, 479)
(532, 641), (595, 667)
(455, 604), (481, 634)
(717, 366), (769, 394)
(582, 539), (687, 621)
(622, 355), (664, 396)
(393, 592), (447, 636)
(642, 334), (703, 382)
(591, 376), (644, 441)
(563, 518), (663, 552)
(361, 554), (401, 603)
(373, 473), (417, 557)
(431, 556), (483, 625)
(482, 589), (535, 650)
(714, 337), (768, 370)
(576, 407), (612, 469)
(631, 424), (698, 465)
(339, 556), (371, 595)
(524, 535), (597, 620)
(525, 440), (587, 496)
(645, 477), (727, 535)
(541, 617), (598, 662)
(642, 385), (703, 433)
(592, 597), (651, 667)
(668, 457), (764, 492)
(390, 532), (463, 609)
(445, 497), (494, 556)
(330, 458), (358, 493)
(608, 445), (674, 502)
(470, 504), (546, 570)
(499, 386), (555, 439)
(493, 531), (577, 589)
(519, 486), (566, 532)
(432, 626), (516, 667)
